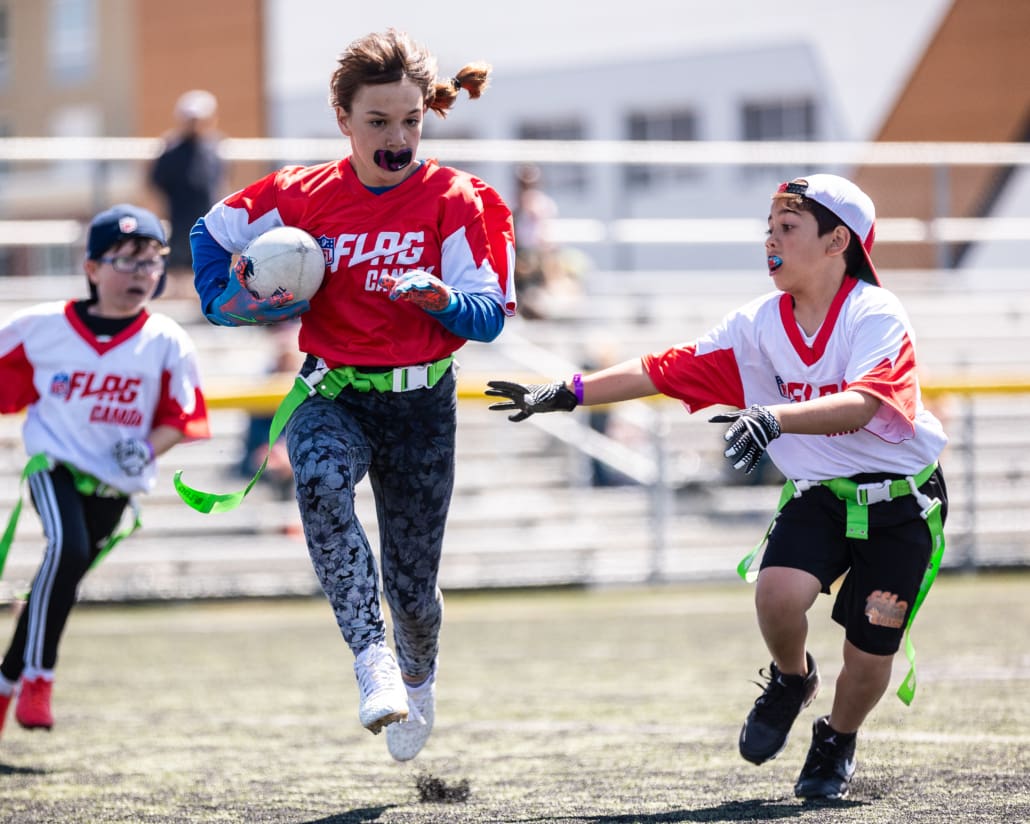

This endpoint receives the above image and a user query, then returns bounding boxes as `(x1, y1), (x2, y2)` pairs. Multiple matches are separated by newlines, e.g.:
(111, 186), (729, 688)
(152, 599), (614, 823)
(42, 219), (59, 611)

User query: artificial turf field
(0, 571), (1027, 823)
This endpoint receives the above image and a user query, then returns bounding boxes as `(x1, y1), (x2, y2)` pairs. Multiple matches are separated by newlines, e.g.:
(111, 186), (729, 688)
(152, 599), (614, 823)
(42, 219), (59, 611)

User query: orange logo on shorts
(865, 590), (908, 629)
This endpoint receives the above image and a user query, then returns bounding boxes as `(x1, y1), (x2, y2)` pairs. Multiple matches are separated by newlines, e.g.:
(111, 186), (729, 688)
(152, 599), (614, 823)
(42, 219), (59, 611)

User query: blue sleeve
(428, 291), (505, 342)
(190, 217), (233, 316)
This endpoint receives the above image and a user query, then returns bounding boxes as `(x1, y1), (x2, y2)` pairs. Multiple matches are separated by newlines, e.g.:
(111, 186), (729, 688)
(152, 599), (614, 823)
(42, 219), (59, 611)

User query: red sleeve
(848, 334), (918, 421)
(154, 370), (211, 441)
(847, 334), (919, 441)
(0, 343), (39, 413)
(471, 178), (516, 314)
(642, 344), (745, 413)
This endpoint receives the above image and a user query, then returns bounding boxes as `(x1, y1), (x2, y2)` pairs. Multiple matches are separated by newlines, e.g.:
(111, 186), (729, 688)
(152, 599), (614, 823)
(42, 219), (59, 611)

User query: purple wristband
(572, 373), (584, 405)
(145, 440), (156, 463)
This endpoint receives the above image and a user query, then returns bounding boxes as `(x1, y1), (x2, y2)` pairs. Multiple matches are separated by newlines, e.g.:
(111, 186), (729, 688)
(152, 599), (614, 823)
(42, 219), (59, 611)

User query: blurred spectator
(512, 164), (581, 319)
(149, 90), (225, 297)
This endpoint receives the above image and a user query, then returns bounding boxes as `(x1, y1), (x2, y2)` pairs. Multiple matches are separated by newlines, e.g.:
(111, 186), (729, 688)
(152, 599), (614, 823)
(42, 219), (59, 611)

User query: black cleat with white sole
(794, 715), (857, 800)
(739, 651), (820, 765)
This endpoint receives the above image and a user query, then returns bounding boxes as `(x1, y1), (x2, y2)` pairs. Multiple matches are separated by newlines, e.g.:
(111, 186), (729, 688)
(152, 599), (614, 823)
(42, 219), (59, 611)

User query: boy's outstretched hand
(485, 380), (578, 422)
(709, 404), (781, 474)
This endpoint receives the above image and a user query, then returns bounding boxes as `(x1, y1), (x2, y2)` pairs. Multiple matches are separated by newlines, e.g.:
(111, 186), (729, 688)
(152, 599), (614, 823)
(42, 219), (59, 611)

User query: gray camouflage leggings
(285, 368), (456, 681)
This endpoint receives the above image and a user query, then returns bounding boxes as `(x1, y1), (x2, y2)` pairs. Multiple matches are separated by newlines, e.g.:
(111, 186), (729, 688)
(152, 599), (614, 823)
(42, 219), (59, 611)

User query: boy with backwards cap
(485, 174), (948, 801)
(0, 204), (209, 738)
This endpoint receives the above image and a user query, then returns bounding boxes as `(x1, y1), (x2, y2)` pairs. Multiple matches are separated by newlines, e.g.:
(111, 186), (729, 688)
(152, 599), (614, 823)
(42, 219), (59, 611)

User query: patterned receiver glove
(205, 258), (311, 327)
(485, 380), (578, 422)
(113, 438), (154, 477)
(381, 270), (455, 313)
(709, 404), (781, 474)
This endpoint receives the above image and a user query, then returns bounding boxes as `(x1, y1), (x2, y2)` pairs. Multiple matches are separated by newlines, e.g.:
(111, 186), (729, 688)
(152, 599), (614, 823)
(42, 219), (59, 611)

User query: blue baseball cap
(87, 204), (168, 260)
(86, 204), (170, 299)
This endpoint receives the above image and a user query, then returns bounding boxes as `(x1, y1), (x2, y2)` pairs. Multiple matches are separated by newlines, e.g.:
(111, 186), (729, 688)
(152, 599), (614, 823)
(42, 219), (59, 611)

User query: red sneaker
(15, 676), (54, 730)
(0, 691), (11, 737)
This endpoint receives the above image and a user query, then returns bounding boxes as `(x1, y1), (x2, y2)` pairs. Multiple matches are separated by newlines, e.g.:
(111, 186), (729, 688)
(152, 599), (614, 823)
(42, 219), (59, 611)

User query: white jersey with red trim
(202, 157), (516, 368)
(642, 277), (947, 480)
(0, 301), (210, 494)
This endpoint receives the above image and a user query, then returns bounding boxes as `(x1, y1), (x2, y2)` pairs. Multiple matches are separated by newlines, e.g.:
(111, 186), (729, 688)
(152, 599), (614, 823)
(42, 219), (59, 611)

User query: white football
(238, 226), (325, 304)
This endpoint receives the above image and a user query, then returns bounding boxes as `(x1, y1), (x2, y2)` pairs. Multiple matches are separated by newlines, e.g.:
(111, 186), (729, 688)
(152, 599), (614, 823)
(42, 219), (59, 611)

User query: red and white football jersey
(0, 301), (210, 494)
(202, 158), (516, 367)
(642, 277), (947, 480)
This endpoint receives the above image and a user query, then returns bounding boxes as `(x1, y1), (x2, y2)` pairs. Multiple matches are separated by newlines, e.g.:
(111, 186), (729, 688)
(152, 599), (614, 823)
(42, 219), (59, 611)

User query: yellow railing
(203, 375), (1030, 413)
(199, 373), (1030, 573)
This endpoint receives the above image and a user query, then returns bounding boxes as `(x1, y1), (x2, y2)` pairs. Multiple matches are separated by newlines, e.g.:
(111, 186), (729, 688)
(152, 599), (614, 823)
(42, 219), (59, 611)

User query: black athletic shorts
(762, 465), (948, 656)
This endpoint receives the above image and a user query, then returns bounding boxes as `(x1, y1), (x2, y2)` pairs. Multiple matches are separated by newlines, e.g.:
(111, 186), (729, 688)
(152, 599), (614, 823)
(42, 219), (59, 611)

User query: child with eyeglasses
(0, 203), (210, 739)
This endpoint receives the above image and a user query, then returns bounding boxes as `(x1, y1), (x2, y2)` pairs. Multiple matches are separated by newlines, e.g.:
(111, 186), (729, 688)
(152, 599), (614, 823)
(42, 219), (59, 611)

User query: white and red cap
(777, 174), (880, 285)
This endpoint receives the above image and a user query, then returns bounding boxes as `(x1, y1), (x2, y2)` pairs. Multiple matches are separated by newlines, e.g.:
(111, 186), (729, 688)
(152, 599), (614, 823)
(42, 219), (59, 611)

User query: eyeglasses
(99, 256), (165, 275)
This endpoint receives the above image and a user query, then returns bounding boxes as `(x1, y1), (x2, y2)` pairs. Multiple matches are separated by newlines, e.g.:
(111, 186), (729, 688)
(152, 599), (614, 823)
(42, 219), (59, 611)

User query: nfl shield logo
(50, 372), (71, 399)
(318, 235), (335, 267)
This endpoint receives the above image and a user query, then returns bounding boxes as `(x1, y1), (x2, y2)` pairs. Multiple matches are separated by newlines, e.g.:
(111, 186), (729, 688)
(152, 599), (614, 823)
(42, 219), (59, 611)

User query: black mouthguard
(373, 149), (413, 171)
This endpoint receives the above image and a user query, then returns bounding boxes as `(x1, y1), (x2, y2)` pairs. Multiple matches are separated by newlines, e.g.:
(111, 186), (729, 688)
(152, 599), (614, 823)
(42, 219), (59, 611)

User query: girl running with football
(189, 29), (516, 761)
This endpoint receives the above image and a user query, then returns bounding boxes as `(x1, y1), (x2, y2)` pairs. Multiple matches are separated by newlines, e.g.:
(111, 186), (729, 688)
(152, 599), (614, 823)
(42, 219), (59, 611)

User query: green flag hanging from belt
(735, 462), (945, 706)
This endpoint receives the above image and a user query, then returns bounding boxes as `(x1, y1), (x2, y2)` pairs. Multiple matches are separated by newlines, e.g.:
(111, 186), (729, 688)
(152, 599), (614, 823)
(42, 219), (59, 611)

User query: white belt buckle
(857, 479), (893, 505)
(301, 359), (330, 396)
(394, 363), (430, 392)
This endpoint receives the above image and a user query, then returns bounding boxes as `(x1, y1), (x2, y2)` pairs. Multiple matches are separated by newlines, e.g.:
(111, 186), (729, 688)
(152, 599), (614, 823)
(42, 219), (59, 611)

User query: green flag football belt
(308, 357), (454, 396)
(174, 355), (454, 515)
(736, 461), (945, 706)
(0, 453), (141, 583)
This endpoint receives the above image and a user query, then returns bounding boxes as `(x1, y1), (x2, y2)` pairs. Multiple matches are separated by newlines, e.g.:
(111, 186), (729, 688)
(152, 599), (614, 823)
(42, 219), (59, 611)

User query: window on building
(517, 119), (587, 193)
(740, 98), (817, 179)
(49, 0), (96, 85)
(742, 98), (816, 141)
(624, 108), (699, 189)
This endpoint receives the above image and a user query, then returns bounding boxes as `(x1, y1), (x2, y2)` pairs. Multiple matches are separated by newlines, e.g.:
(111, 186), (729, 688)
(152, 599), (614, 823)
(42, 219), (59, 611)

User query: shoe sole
(387, 725), (433, 762)
(795, 786), (850, 801)
(363, 709), (408, 735)
(17, 720), (53, 731)
(739, 723), (787, 765)
(387, 711), (435, 762)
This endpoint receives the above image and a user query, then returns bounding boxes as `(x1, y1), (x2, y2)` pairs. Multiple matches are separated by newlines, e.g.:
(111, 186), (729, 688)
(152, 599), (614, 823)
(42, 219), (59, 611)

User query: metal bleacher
(2, 265), (1030, 602)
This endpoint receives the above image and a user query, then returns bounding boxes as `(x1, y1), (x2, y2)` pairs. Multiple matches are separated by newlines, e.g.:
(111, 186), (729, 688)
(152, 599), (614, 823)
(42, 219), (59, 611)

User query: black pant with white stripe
(0, 465), (127, 681)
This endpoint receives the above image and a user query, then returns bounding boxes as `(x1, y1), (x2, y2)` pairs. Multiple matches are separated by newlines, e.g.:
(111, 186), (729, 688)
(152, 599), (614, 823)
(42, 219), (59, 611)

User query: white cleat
(354, 643), (409, 734)
(386, 671), (436, 761)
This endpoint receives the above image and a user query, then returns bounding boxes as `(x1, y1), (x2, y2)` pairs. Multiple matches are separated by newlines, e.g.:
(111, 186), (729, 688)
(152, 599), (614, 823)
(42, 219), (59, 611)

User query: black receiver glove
(485, 380), (578, 422)
(709, 404), (781, 474)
